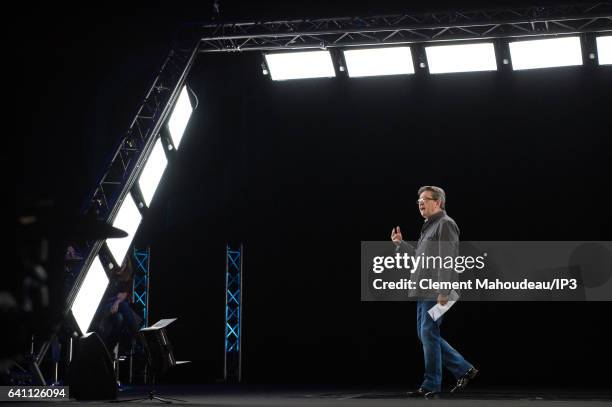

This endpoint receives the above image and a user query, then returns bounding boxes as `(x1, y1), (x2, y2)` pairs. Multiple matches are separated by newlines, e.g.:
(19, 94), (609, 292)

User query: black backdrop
(16, 1), (612, 389)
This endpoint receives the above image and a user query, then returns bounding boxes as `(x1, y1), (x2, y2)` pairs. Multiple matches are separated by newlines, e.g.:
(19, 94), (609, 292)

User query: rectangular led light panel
(509, 36), (583, 70)
(343, 47), (415, 77)
(167, 86), (193, 148)
(106, 196), (142, 265)
(138, 138), (167, 207)
(425, 42), (497, 74)
(264, 51), (336, 80)
(71, 256), (109, 335)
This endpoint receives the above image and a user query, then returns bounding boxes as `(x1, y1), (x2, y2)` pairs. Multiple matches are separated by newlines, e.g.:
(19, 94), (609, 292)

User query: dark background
(15, 0), (612, 389)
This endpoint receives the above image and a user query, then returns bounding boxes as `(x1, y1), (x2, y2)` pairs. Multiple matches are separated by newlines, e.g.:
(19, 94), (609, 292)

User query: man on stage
(391, 186), (478, 397)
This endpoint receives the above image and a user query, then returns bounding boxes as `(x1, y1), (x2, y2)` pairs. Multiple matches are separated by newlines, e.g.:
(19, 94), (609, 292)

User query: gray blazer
(395, 210), (460, 299)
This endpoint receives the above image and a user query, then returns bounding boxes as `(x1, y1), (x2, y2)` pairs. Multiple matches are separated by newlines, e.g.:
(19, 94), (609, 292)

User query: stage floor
(13, 385), (612, 406)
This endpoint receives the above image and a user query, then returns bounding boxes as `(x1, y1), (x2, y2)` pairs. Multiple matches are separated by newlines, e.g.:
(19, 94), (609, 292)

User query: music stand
(113, 318), (190, 404)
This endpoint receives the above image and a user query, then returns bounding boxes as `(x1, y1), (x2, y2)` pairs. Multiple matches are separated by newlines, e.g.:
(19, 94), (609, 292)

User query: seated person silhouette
(94, 256), (142, 352)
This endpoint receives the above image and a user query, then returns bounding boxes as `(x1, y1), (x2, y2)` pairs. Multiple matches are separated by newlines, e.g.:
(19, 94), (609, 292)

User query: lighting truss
(133, 247), (150, 329)
(224, 245), (243, 383)
(65, 33), (200, 321)
(33, 2), (610, 386)
(71, 4), (612, 321)
(199, 3), (612, 53)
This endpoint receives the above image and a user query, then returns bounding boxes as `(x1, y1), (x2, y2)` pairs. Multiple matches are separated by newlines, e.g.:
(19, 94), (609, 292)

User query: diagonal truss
(65, 32), (201, 317)
(198, 2), (612, 52)
(86, 47), (196, 221)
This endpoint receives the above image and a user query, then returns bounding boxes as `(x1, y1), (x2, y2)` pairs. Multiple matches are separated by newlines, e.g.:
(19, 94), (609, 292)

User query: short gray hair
(418, 186), (446, 209)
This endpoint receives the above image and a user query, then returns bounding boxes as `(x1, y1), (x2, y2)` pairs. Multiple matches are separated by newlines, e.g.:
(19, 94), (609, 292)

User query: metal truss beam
(133, 247), (150, 329)
(65, 32), (200, 316)
(86, 45), (197, 224)
(46, 0), (610, 387)
(198, 3), (612, 52)
(224, 244), (243, 383)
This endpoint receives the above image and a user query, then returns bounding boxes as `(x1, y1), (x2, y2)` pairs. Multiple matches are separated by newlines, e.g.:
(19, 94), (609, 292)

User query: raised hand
(391, 226), (403, 245)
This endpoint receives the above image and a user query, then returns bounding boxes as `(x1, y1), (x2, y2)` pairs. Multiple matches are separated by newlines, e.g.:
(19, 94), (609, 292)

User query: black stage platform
(14, 385), (612, 406)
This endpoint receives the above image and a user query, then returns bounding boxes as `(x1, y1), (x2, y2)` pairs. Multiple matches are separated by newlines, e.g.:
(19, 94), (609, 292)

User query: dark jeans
(96, 298), (141, 350)
(416, 300), (472, 392)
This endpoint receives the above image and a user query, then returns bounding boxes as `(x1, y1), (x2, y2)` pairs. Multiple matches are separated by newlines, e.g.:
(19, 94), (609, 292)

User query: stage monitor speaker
(66, 331), (117, 400)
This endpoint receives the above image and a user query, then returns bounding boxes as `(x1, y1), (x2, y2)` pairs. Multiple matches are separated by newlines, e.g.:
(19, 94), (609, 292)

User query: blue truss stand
(133, 247), (150, 329)
(224, 244), (243, 382)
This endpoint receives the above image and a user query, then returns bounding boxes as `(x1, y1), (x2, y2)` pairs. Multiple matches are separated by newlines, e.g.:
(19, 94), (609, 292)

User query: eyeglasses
(417, 197), (437, 205)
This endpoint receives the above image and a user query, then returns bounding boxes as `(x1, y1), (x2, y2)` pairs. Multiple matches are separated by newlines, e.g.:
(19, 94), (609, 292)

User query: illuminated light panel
(343, 47), (415, 77)
(509, 36), (583, 70)
(138, 138), (167, 207)
(596, 36), (612, 65)
(425, 42), (497, 74)
(106, 196), (141, 265)
(71, 256), (109, 335)
(264, 51), (336, 80)
(167, 86), (193, 149)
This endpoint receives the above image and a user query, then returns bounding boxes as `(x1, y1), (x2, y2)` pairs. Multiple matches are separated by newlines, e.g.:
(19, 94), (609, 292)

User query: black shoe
(451, 367), (478, 393)
(407, 388), (439, 398)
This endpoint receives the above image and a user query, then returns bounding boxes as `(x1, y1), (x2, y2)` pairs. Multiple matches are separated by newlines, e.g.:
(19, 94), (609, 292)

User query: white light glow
(167, 86), (193, 149)
(106, 196), (141, 265)
(264, 51), (336, 81)
(596, 36), (612, 65)
(138, 138), (167, 207)
(71, 256), (109, 335)
(343, 47), (415, 77)
(425, 42), (497, 74)
(509, 36), (583, 70)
